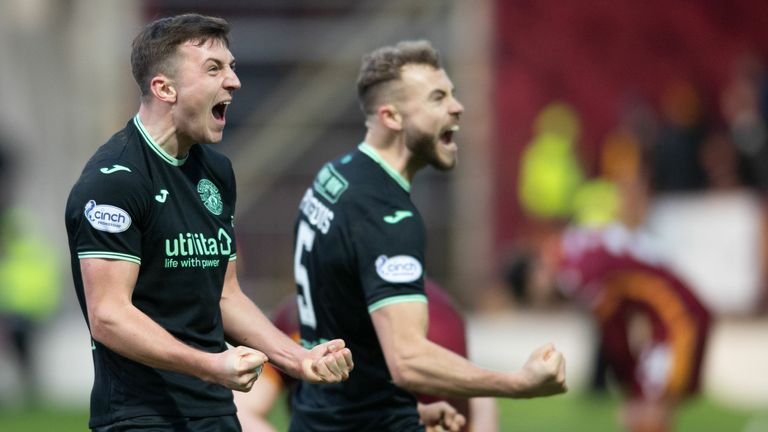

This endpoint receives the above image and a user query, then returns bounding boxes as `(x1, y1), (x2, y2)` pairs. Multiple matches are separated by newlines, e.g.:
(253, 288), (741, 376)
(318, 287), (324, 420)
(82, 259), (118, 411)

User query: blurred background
(1, 0), (768, 430)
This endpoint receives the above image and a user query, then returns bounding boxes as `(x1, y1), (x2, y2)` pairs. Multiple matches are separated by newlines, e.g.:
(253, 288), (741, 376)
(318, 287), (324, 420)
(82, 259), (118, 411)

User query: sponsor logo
(84, 200), (132, 233)
(375, 255), (422, 283)
(99, 164), (131, 174)
(383, 210), (413, 224)
(164, 228), (232, 257)
(155, 189), (169, 203)
(162, 228), (232, 269)
(197, 179), (223, 215)
(299, 188), (334, 234)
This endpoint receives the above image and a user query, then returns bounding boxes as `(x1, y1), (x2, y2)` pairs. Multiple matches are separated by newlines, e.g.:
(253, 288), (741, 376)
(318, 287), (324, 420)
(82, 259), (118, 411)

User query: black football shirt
(290, 143), (427, 431)
(65, 115), (238, 427)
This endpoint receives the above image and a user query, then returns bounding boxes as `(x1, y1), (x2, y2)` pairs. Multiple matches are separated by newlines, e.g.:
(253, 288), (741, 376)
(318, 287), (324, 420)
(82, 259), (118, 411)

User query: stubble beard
(405, 126), (454, 171)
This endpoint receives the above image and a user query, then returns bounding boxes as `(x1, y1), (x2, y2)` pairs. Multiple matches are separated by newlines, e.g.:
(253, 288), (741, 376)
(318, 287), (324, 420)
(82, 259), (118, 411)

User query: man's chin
(202, 131), (224, 144)
(431, 157), (457, 171)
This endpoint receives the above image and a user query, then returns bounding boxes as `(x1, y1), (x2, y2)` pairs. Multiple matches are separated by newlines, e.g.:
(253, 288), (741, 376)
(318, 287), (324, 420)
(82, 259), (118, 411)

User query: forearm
(89, 301), (213, 381)
(372, 302), (564, 399)
(82, 258), (215, 382)
(81, 258), (267, 392)
(389, 338), (532, 398)
(220, 288), (305, 378)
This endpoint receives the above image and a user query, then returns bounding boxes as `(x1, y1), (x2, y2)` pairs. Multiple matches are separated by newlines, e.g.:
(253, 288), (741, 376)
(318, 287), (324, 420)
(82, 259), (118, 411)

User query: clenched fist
(518, 343), (567, 398)
(212, 346), (268, 392)
(300, 338), (354, 383)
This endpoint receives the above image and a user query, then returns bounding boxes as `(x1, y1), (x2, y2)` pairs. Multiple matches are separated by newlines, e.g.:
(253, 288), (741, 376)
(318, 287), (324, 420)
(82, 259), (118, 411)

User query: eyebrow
(428, 88), (456, 100)
(203, 57), (236, 67)
(429, 89), (447, 98)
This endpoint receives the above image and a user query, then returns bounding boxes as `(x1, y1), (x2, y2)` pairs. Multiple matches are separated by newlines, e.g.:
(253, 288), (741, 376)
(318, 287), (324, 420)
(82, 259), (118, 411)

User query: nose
(450, 97), (464, 118)
(224, 68), (241, 92)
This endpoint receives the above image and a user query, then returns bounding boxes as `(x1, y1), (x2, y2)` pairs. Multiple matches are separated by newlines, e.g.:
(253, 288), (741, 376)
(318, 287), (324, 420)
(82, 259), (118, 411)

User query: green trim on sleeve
(368, 294), (427, 313)
(78, 251), (141, 265)
(229, 253), (237, 262)
(133, 114), (188, 166)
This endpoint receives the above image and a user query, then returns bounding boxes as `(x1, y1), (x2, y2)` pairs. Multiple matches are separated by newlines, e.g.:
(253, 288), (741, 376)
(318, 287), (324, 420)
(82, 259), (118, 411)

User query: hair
(131, 13), (230, 98)
(356, 40), (441, 115)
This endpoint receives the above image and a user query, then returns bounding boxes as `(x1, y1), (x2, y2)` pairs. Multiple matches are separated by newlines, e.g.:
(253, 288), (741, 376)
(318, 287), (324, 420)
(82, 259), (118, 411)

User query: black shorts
(289, 411), (425, 432)
(91, 414), (241, 432)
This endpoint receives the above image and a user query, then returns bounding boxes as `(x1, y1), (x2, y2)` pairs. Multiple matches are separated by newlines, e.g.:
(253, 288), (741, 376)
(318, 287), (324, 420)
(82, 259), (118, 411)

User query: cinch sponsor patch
(84, 200), (131, 233)
(375, 255), (423, 283)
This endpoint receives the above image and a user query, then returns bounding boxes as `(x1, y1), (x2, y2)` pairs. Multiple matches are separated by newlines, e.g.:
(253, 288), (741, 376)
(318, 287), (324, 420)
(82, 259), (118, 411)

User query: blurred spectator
(598, 115), (653, 230)
(512, 109), (714, 429)
(721, 54), (768, 194)
(719, 54), (768, 314)
(506, 185), (711, 432)
(699, 130), (749, 191)
(0, 136), (61, 407)
(650, 80), (708, 192)
(0, 208), (61, 406)
(518, 101), (584, 220)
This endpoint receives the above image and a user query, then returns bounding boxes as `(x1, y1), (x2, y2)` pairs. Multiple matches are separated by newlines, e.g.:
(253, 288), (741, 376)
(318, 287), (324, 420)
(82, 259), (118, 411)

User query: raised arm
(81, 258), (265, 391)
(370, 300), (566, 398)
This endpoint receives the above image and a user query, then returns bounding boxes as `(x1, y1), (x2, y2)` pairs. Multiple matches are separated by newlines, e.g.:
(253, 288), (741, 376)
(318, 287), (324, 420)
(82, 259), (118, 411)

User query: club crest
(197, 179), (223, 215)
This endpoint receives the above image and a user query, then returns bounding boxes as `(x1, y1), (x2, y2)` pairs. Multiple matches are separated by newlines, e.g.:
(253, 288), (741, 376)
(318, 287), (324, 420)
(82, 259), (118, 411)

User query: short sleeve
(347, 190), (426, 313)
(67, 166), (148, 265)
(226, 158), (238, 262)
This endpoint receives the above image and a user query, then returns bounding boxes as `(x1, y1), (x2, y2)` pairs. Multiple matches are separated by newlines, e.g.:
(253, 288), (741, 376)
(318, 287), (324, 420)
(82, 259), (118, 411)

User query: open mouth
(212, 101), (230, 123)
(440, 125), (460, 144)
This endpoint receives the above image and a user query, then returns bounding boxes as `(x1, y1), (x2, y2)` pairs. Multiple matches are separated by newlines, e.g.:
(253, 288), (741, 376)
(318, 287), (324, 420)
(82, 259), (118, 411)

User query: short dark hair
(131, 13), (230, 98)
(356, 40), (441, 115)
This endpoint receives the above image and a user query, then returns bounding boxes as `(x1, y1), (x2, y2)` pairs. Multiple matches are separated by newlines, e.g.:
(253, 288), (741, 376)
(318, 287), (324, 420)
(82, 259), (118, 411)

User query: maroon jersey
(266, 279), (471, 422)
(558, 224), (710, 400)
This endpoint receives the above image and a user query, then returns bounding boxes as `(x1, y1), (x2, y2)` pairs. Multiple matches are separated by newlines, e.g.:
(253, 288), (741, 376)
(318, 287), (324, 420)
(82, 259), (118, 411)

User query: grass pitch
(0, 393), (763, 431)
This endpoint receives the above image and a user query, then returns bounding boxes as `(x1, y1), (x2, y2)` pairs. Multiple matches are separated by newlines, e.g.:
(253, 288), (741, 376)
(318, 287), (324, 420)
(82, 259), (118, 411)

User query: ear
(150, 74), (177, 103)
(378, 104), (402, 131)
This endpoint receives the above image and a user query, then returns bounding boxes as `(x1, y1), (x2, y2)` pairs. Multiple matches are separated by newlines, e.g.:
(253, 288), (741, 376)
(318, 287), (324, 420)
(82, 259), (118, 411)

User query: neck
(363, 128), (423, 183)
(137, 104), (194, 158)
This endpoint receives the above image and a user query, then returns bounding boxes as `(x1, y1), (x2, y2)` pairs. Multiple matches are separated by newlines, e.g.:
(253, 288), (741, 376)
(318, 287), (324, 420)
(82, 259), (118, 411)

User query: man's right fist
(519, 343), (567, 397)
(219, 346), (268, 392)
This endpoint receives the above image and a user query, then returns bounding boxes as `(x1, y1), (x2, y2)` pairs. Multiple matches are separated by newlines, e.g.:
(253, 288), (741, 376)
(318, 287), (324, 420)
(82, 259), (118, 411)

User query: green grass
(260, 394), (768, 432)
(496, 394), (762, 431)
(0, 405), (89, 431)
(0, 394), (763, 431)
(266, 392), (763, 431)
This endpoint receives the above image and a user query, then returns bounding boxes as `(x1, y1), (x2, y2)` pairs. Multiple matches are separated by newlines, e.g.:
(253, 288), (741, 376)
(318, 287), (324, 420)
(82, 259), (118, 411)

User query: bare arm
(219, 260), (353, 383)
(469, 397), (498, 432)
(81, 258), (264, 391)
(233, 366), (282, 432)
(370, 301), (566, 398)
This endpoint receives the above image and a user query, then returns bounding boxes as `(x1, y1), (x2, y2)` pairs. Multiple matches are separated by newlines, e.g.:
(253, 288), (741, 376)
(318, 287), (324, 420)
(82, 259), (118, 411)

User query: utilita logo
(375, 255), (423, 283)
(164, 228), (232, 257)
(84, 200), (132, 233)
